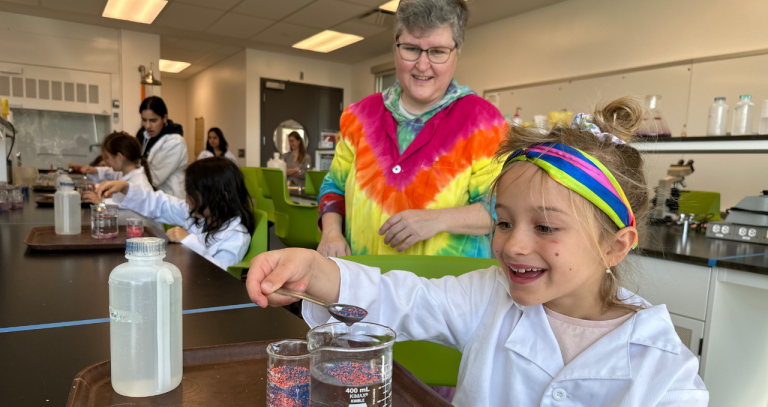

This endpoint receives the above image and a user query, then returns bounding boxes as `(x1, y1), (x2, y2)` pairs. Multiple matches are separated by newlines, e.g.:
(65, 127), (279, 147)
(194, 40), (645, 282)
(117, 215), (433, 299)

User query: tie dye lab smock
(318, 82), (507, 257)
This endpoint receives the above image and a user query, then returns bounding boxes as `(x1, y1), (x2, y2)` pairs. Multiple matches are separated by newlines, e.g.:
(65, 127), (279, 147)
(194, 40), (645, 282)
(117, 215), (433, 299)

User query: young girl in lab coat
(97, 157), (255, 271)
(80, 131), (154, 204)
(244, 97), (709, 406)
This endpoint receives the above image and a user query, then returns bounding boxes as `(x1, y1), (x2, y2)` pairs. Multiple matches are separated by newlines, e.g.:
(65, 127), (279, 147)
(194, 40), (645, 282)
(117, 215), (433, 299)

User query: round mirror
(273, 119), (308, 155)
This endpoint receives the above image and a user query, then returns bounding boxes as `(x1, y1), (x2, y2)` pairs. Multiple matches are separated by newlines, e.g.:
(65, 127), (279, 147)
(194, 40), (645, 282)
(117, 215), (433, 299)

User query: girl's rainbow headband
(502, 142), (638, 249)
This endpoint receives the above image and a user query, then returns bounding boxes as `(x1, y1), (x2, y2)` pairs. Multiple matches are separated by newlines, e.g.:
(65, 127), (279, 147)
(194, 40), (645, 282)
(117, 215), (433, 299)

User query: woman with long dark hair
(198, 127), (237, 165)
(282, 131), (311, 186)
(97, 157), (255, 271)
(136, 96), (188, 198)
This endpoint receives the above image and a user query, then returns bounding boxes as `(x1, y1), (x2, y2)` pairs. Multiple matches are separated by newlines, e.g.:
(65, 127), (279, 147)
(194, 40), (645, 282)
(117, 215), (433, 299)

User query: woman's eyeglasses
(396, 43), (456, 64)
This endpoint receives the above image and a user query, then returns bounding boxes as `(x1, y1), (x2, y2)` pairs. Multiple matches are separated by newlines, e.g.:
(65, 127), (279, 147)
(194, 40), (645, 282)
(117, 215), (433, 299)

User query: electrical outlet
(238, 149), (245, 158)
(113, 112), (119, 123)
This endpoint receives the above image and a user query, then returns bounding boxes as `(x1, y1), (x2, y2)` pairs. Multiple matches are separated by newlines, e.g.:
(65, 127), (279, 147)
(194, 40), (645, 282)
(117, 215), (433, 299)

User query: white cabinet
(668, 313), (705, 361)
(634, 256), (711, 321)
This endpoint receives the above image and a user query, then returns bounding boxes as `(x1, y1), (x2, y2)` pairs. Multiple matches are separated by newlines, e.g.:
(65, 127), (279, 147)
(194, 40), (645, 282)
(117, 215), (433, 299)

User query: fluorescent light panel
(293, 30), (364, 53)
(103, 0), (168, 24)
(379, 0), (399, 13)
(159, 59), (191, 73)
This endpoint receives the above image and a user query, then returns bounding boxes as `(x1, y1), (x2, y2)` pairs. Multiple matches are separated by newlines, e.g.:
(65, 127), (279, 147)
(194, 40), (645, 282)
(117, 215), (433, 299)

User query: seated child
(98, 157), (255, 271)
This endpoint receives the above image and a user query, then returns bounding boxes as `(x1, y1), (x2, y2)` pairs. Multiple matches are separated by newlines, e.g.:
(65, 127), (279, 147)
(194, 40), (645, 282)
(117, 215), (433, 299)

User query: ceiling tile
(41, 0), (107, 15)
(4, 0), (40, 6)
(175, 0), (241, 11)
(284, 0), (371, 30)
(194, 53), (227, 67)
(160, 46), (210, 65)
(175, 64), (208, 79)
(215, 44), (243, 56)
(250, 22), (320, 47)
(161, 36), (181, 47)
(173, 38), (225, 53)
(206, 13), (274, 38)
(333, 20), (388, 37)
(337, 0), (385, 7)
(154, 2), (225, 31)
(232, 0), (314, 20)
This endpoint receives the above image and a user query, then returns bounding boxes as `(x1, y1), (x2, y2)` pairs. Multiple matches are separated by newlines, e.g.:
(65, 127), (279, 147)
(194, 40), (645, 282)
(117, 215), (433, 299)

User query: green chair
(261, 168), (322, 249)
(305, 170), (329, 197)
(242, 167), (275, 223)
(225, 207), (268, 280)
(339, 255), (499, 387)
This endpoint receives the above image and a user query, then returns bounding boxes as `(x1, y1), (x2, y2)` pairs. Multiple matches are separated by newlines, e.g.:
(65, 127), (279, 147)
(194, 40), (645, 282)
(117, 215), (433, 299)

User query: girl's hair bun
(592, 97), (645, 143)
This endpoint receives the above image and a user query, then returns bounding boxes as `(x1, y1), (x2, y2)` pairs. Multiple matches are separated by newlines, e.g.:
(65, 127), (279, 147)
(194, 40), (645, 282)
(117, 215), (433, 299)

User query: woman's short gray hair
(395, 0), (470, 50)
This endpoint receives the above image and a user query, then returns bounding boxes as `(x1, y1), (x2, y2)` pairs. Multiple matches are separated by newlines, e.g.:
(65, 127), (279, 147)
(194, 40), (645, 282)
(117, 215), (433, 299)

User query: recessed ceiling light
(103, 0), (168, 24)
(379, 0), (399, 13)
(293, 30), (364, 53)
(159, 59), (191, 73)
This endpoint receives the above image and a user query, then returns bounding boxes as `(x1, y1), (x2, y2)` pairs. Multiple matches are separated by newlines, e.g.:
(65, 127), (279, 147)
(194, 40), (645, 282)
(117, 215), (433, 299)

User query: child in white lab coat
(244, 97), (709, 406)
(97, 157), (255, 271)
(80, 131), (154, 204)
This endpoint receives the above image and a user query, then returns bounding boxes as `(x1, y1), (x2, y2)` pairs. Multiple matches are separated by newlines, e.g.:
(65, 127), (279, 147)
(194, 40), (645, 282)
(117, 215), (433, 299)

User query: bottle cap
(126, 237), (166, 257)
(740, 94), (752, 99)
(714, 97), (726, 102)
(58, 175), (74, 188)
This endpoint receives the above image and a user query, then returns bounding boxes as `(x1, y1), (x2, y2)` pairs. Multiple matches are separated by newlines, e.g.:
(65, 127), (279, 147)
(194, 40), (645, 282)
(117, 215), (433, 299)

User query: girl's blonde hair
(491, 97), (651, 312)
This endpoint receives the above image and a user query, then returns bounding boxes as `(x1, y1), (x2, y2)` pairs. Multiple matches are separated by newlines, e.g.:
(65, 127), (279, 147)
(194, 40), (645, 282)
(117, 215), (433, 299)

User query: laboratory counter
(640, 224), (768, 275)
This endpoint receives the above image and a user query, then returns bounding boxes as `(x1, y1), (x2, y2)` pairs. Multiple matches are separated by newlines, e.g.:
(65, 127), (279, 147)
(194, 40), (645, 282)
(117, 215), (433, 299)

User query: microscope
(650, 160), (694, 222)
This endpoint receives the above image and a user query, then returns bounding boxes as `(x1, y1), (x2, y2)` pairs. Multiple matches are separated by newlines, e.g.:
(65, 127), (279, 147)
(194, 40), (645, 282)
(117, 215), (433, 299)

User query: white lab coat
(303, 259), (709, 407)
(140, 131), (188, 199)
(120, 184), (250, 271)
(86, 166), (153, 205)
(197, 149), (238, 166)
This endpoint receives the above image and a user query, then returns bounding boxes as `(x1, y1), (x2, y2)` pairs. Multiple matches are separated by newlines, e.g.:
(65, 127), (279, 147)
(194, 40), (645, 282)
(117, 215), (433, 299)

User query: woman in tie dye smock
(317, 0), (507, 258)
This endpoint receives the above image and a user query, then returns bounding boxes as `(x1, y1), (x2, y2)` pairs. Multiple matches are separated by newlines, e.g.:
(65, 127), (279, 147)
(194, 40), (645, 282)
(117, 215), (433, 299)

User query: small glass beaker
(75, 181), (95, 198)
(0, 192), (8, 212)
(91, 204), (119, 239)
(307, 322), (396, 407)
(267, 339), (310, 407)
(637, 95), (671, 137)
(11, 187), (23, 210)
(126, 218), (144, 238)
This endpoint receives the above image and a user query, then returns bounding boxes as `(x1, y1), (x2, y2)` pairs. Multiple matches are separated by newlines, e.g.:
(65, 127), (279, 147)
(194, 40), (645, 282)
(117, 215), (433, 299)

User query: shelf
(632, 135), (768, 154)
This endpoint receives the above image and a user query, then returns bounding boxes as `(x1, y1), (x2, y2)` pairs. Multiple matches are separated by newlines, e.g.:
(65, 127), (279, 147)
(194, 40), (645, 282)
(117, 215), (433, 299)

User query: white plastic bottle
(267, 152), (287, 177)
(54, 175), (81, 235)
(759, 100), (768, 135)
(706, 97), (728, 136)
(109, 237), (183, 397)
(731, 95), (755, 135)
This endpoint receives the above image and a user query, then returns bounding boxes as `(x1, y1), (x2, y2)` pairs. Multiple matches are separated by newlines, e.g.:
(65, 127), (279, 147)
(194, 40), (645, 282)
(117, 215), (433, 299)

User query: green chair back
(679, 191), (722, 221)
(242, 167), (275, 223)
(225, 207), (268, 280)
(261, 168), (322, 249)
(305, 170), (328, 197)
(339, 255), (499, 387)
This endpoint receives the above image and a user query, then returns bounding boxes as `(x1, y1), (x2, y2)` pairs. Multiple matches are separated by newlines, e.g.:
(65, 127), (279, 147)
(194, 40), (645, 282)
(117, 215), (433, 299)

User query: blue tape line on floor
(0, 303), (259, 334)
(708, 252), (768, 267)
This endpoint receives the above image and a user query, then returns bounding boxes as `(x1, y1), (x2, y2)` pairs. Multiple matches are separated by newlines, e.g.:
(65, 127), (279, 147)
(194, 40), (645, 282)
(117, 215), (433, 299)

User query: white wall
(351, 53), (392, 105)
(120, 29), (161, 135)
(161, 78), (190, 162)
(0, 12), (160, 134)
(187, 51), (247, 166)
(245, 48), (353, 166)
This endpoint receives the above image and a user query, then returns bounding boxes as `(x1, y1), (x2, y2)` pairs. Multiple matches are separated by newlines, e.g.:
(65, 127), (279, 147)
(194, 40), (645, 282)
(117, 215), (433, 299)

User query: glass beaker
(637, 95), (671, 137)
(75, 181), (95, 199)
(307, 322), (396, 407)
(267, 340), (310, 407)
(91, 204), (119, 239)
(126, 218), (144, 238)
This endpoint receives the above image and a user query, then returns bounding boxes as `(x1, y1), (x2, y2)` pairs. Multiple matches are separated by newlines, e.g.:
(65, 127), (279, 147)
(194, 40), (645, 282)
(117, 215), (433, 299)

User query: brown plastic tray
(66, 340), (452, 407)
(24, 225), (159, 250)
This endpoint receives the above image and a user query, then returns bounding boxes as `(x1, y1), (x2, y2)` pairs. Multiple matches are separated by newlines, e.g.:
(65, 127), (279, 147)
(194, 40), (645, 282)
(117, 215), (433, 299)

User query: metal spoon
(275, 287), (368, 326)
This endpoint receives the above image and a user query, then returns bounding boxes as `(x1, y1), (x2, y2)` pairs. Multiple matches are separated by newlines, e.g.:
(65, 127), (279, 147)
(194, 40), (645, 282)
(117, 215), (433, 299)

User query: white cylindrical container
(758, 100), (768, 135)
(54, 175), (81, 235)
(267, 152), (287, 177)
(109, 237), (183, 397)
(731, 94), (755, 135)
(706, 97), (728, 136)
